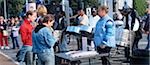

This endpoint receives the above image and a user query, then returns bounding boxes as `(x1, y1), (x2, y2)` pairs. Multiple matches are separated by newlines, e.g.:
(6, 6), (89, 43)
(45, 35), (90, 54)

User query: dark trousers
(132, 38), (140, 51)
(96, 46), (111, 65)
(11, 36), (19, 49)
(146, 34), (150, 49)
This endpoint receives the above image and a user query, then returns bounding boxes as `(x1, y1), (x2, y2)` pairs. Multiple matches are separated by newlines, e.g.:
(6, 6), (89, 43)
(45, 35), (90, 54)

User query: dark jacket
(0, 22), (7, 33)
(55, 16), (67, 30)
(144, 14), (150, 32)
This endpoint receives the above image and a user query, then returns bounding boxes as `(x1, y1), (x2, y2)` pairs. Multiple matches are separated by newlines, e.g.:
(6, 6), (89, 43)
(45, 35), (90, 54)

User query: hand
(145, 31), (149, 34)
(0, 26), (4, 29)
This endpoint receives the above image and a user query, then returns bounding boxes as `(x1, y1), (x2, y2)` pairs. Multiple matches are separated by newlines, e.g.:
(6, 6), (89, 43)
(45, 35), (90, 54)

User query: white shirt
(78, 14), (89, 26)
(89, 15), (100, 28)
(12, 26), (20, 37)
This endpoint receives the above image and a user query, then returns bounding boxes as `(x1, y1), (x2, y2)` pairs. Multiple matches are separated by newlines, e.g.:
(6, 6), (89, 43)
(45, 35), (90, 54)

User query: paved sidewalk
(0, 51), (18, 65)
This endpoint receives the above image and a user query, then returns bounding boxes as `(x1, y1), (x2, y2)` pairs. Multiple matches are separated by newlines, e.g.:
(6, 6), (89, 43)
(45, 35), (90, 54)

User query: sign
(26, 3), (36, 12)
(86, 8), (91, 17)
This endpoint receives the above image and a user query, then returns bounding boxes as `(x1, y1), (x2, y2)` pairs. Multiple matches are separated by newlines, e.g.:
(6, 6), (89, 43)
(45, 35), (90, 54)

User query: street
(0, 34), (148, 65)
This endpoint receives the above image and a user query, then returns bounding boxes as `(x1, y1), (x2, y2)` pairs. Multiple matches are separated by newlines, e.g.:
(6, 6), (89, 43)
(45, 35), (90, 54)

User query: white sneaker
(1, 46), (4, 49)
(5, 46), (10, 50)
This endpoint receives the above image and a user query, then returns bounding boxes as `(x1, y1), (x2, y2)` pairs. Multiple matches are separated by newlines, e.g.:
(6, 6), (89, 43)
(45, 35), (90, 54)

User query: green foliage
(7, 0), (25, 16)
(134, 0), (148, 16)
(83, 0), (99, 8)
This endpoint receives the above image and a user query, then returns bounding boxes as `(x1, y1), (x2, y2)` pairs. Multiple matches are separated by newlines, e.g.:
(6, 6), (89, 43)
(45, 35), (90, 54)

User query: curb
(0, 51), (19, 65)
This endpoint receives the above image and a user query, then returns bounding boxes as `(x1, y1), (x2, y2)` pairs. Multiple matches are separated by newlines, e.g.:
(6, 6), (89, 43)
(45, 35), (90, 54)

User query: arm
(43, 28), (57, 48)
(20, 26), (27, 44)
(102, 21), (114, 44)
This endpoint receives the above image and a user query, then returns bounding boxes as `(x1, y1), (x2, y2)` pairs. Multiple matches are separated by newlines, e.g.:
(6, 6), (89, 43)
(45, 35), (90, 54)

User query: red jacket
(20, 19), (34, 46)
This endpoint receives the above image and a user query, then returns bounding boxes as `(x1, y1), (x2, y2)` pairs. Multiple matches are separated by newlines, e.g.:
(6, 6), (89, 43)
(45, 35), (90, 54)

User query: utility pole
(4, 0), (7, 19)
(62, 0), (70, 26)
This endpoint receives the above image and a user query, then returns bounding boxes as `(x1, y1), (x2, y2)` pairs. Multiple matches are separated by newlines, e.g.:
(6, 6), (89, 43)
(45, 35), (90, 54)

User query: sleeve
(19, 26), (27, 44)
(43, 28), (57, 48)
(102, 21), (114, 44)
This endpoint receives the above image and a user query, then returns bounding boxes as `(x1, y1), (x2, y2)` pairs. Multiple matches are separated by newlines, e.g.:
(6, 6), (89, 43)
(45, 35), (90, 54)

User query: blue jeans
(11, 37), (19, 49)
(17, 45), (32, 62)
(37, 52), (55, 65)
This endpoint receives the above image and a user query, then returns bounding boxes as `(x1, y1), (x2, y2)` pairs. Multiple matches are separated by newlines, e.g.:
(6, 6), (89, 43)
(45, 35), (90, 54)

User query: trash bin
(130, 49), (150, 65)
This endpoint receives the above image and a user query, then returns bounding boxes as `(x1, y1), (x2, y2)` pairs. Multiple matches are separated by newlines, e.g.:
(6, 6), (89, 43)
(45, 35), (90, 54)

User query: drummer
(77, 8), (89, 26)
(77, 8), (90, 50)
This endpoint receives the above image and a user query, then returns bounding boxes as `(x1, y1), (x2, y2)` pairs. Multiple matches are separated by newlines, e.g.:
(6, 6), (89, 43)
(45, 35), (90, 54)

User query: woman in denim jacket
(32, 14), (57, 65)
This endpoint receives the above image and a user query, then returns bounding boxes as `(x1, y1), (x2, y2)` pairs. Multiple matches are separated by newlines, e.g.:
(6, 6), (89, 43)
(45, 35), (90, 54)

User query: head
(37, 5), (47, 16)
(98, 5), (109, 17)
(59, 11), (65, 17)
(92, 10), (97, 16)
(42, 14), (55, 27)
(0, 16), (4, 22)
(11, 16), (15, 24)
(146, 9), (150, 14)
(124, 1), (127, 5)
(15, 16), (19, 21)
(78, 8), (85, 16)
(26, 10), (37, 22)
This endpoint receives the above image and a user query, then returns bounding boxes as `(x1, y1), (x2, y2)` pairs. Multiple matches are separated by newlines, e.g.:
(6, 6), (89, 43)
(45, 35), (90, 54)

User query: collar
(101, 14), (108, 19)
(24, 19), (32, 24)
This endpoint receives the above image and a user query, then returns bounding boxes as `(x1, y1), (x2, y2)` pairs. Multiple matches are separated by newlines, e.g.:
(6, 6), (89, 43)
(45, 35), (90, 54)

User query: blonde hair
(37, 5), (47, 16)
(98, 5), (109, 13)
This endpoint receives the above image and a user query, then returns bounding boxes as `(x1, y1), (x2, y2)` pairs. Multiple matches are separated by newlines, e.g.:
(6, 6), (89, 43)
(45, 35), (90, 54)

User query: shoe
(5, 46), (10, 50)
(1, 46), (4, 49)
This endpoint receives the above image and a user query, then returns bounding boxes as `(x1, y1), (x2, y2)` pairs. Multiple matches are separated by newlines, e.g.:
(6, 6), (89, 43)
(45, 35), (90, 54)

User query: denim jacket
(94, 15), (116, 47)
(32, 26), (57, 53)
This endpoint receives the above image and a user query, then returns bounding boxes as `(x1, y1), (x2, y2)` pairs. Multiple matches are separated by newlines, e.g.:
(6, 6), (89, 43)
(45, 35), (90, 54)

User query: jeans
(17, 45), (32, 62)
(11, 36), (19, 49)
(37, 52), (55, 65)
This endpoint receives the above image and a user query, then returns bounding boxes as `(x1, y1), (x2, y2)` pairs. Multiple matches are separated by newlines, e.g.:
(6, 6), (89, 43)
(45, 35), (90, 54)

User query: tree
(7, 0), (25, 17)
(83, 0), (99, 8)
(134, 0), (148, 16)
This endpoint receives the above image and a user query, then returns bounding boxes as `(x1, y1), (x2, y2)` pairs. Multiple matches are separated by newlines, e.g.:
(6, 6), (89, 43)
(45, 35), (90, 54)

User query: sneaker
(5, 46), (10, 50)
(1, 46), (4, 49)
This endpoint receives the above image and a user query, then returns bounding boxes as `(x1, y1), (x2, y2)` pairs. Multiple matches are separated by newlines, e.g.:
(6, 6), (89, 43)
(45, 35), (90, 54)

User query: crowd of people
(0, 4), (149, 65)
(0, 16), (22, 50)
